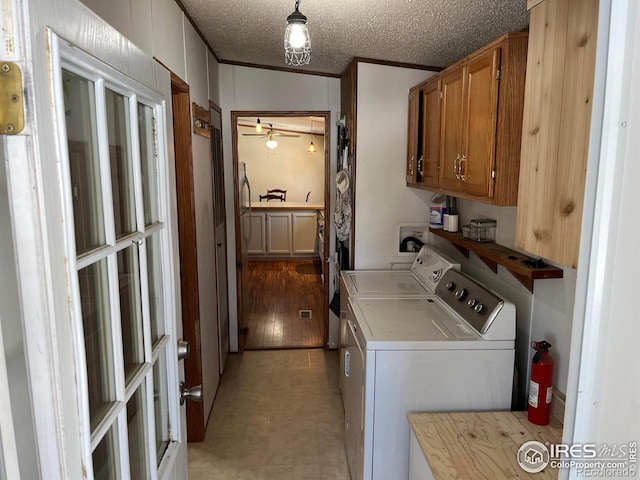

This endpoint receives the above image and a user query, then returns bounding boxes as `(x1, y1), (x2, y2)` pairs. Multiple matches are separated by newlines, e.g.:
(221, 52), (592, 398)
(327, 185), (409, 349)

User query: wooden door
(438, 66), (465, 191)
(462, 48), (501, 198)
(419, 77), (441, 189)
(210, 103), (230, 374)
(406, 87), (420, 183)
(171, 75), (208, 442)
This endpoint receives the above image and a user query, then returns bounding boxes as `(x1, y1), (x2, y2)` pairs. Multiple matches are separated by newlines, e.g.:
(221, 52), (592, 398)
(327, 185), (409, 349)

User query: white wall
(565, 0), (640, 472)
(430, 200), (576, 408)
(590, 0), (640, 451)
(353, 63), (436, 268)
(238, 125), (325, 204)
(79, 0), (223, 420)
(219, 64), (341, 351)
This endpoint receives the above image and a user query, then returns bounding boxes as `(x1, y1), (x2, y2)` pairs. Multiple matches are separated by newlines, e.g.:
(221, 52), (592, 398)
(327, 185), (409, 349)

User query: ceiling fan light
(266, 138), (278, 149)
(284, 1), (311, 66)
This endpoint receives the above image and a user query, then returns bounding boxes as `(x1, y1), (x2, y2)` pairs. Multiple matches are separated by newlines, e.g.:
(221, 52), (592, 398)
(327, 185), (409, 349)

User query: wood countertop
(249, 202), (324, 211)
(408, 411), (563, 479)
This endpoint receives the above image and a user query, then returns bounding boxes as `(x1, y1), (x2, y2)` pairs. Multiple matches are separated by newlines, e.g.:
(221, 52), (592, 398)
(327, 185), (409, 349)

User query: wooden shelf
(429, 228), (563, 292)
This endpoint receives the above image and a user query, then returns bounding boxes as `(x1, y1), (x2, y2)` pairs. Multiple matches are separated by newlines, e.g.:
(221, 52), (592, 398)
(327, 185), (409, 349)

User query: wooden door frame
(170, 72), (205, 442)
(231, 111), (332, 349)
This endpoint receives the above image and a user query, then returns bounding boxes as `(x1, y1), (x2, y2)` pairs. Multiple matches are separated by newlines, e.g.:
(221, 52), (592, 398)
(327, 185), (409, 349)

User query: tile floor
(188, 348), (351, 480)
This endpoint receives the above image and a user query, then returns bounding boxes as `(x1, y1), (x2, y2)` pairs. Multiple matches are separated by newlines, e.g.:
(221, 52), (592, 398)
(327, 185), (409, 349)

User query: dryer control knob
(455, 288), (467, 301)
(467, 298), (478, 308)
(474, 303), (485, 314)
(445, 282), (456, 291)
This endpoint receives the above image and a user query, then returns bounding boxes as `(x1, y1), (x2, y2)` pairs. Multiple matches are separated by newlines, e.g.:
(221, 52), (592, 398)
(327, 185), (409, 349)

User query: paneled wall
(79, 0), (221, 422)
(353, 62), (435, 269)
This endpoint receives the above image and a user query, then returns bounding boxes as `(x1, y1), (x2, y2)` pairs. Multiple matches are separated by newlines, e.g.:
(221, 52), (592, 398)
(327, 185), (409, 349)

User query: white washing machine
(341, 268), (516, 480)
(339, 246), (460, 392)
(340, 245), (460, 299)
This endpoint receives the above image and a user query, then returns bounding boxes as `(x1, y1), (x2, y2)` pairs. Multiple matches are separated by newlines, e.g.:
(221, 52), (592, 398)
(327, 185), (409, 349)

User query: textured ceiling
(179, 0), (530, 75)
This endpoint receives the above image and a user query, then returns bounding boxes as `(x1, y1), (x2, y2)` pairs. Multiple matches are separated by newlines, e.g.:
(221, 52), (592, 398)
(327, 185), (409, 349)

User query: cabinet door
(516, 0), (597, 267)
(343, 319), (364, 480)
(438, 67), (465, 191)
(406, 87), (421, 183)
(419, 77), (441, 189)
(266, 212), (292, 254)
(292, 212), (318, 254)
(243, 213), (266, 254)
(462, 47), (501, 198)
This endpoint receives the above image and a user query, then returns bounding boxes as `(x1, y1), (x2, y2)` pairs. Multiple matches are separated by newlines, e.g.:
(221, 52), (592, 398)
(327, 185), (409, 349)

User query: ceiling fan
(242, 123), (300, 149)
(242, 123), (300, 139)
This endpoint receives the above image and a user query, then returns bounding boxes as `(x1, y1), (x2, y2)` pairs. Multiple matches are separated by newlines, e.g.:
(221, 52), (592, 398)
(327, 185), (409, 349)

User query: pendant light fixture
(307, 119), (316, 154)
(284, 0), (311, 66)
(256, 118), (262, 133)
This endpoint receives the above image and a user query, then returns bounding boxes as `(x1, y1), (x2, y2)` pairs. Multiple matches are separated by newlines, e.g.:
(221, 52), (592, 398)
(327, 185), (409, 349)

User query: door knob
(177, 339), (190, 361)
(180, 382), (203, 405)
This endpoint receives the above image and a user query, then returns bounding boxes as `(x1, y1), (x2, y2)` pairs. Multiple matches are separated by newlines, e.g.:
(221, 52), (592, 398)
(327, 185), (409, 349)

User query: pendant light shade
(308, 119), (316, 153)
(266, 133), (278, 149)
(256, 118), (262, 133)
(284, 0), (311, 66)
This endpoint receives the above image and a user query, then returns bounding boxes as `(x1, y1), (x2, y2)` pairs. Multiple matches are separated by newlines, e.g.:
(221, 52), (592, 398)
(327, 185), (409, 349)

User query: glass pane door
(54, 40), (180, 479)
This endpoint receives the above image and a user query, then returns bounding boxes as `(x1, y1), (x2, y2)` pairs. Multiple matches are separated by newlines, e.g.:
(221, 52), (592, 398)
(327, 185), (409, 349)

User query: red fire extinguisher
(528, 340), (554, 425)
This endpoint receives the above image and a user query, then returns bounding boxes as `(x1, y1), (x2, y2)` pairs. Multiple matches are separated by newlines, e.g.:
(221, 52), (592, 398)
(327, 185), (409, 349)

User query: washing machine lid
(349, 296), (514, 351)
(341, 246), (460, 297)
(342, 271), (429, 296)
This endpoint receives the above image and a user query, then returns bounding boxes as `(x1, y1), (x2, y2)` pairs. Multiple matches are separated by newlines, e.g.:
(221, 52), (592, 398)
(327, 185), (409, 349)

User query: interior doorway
(232, 111), (331, 351)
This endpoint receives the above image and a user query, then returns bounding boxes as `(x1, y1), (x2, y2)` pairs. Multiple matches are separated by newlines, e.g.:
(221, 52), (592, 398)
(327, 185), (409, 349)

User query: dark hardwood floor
(245, 261), (325, 350)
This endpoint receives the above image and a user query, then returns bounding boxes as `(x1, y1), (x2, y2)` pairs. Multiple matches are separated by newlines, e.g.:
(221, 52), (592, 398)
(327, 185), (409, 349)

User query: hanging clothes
(334, 169), (352, 242)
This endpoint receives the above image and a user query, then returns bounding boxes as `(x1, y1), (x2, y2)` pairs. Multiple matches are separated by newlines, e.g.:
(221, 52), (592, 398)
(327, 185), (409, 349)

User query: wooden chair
(259, 189), (286, 202)
(267, 189), (286, 201)
(259, 193), (284, 202)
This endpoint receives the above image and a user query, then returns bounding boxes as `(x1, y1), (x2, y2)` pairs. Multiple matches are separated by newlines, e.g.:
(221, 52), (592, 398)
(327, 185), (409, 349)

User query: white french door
(47, 34), (184, 479)
(1, 0), (187, 475)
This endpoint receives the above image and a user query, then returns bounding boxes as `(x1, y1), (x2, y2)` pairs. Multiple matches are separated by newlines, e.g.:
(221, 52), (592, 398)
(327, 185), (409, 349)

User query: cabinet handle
(408, 155), (414, 176)
(455, 154), (461, 179)
(460, 155), (467, 181)
(418, 155), (424, 176)
(344, 351), (350, 377)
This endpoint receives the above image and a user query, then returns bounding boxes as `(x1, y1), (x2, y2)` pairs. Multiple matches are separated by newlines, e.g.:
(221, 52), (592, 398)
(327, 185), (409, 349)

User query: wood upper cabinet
(407, 76), (440, 189)
(461, 48), (500, 198)
(439, 66), (465, 192)
(409, 32), (528, 206)
(515, 0), (599, 268)
(406, 86), (421, 184)
(439, 49), (500, 198)
(419, 77), (441, 189)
